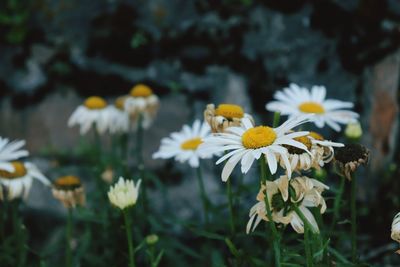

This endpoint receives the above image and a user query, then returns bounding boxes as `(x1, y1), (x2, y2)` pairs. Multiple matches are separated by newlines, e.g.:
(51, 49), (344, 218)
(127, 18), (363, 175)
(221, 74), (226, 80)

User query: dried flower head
(52, 175), (85, 209)
(334, 143), (370, 180)
(204, 103), (254, 133)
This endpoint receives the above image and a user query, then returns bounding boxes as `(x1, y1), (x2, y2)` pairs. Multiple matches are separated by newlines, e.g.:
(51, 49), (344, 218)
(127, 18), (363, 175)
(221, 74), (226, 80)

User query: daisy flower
(153, 120), (216, 168)
(247, 175), (328, 234)
(108, 177), (141, 210)
(105, 97), (130, 134)
(52, 175), (85, 209)
(124, 84), (159, 129)
(68, 96), (110, 135)
(0, 137), (29, 172)
(0, 161), (50, 201)
(266, 83), (359, 131)
(204, 103), (255, 133)
(279, 131), (344, 172)
(199, 116), (312, 181)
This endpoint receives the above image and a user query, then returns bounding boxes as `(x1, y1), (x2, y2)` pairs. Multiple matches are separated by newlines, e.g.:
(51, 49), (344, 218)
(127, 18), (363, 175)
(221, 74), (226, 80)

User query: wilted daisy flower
(266, 83), (359, 131)
(199, 116), (311, 181)
(279, 131), (344, 172)
(391, 212), (400, 254)
(153, 120), (216, 168)
(0, 137), (29, 172)
(124, 84), (159, 129)
(334, 143), (370, 180)
(108, 177), (141, 210)
(0, 161), (49, 201)
(52, 175), (85, 209)
(246, 177), (292, 234)
(204, 103), (255, 133)
(68, 96), (109, 135)
(247, 175), (328, 234)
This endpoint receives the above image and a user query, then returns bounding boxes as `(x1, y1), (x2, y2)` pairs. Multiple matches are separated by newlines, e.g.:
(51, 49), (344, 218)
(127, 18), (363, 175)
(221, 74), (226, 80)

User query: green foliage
(0, 0), (30, 44)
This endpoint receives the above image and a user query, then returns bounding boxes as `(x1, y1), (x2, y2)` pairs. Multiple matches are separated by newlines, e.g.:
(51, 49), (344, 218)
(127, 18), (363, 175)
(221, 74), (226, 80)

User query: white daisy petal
(221, 150), (247, 182)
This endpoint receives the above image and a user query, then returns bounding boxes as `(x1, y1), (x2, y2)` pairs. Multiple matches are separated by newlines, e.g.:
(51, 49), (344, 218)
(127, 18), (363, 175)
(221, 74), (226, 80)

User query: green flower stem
(330, 175), (345, 232)
(350, 175), (357, 263)
(66, 208), (73, 267)
(123, 209), (136, 267)
(12, 200), (24, 267)
(273, 112), (281, 127)
(119, 133), (129, 175)
(196, 165), (209, 223)
(226, 178), (235, 234)
(136, 113), (148, 214)
(259, 155), (281, 267)
(93, 128), (102, 159)
(292, 205), (313, 267)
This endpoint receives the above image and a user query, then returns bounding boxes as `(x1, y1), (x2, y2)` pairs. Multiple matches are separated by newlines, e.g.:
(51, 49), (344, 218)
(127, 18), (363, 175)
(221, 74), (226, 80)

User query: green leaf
(152, 250), (164, 267)
(224, 238), (240, 258)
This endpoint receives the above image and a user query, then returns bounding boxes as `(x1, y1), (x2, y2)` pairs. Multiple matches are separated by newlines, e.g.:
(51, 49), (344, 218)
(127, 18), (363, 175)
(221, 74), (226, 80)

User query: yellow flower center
(215, 104), (244, 119)
(298, 101), (325, 114)
(242, 126), (277, 149)
(181, 138), (202, 150)
(84, 96), (107, 110)
(115, 96), (126, 110)
(294, 136), (312, 150)
(286, 135), (312, 154)
(308, 131), (324, 141)
(0, 161), (27, 179)
(130, 84), (153, 97)
(54, 175), (81, 190)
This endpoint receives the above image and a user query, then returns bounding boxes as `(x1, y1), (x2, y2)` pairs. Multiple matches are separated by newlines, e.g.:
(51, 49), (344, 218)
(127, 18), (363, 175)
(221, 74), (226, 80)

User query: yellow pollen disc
(308, 131), (324, 141)
(84, 96), (107, 110)
(0, 161), (27, 179)
(298, 101), (325, 114)
(54, 175), (81, 189)
(294, 136), (312, 150)
(130, 84), (153, 97)
(181, 138), (202, 150)
(215, 104), (244, 119)
(115, 96), (126, 110)
(242, 126), (277, 149)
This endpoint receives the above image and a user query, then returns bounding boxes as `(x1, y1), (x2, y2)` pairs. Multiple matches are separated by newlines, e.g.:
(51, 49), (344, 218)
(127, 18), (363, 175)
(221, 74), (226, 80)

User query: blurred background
(0, 0), (400, 265)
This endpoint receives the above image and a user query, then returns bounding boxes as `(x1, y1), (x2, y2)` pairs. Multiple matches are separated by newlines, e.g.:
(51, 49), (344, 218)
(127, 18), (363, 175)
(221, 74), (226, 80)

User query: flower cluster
(68, 84), (159, 135)
(153, 84), (356, 240)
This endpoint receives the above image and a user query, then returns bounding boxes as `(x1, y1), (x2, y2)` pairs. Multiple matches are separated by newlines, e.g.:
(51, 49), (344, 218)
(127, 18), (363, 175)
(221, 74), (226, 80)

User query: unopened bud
(146, 234), (159, 245)
(345, 122), (362, 140)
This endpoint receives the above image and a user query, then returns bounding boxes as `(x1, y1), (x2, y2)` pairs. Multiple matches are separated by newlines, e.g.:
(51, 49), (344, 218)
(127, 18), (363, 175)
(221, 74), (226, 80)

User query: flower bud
(345, 122), (362, 140)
